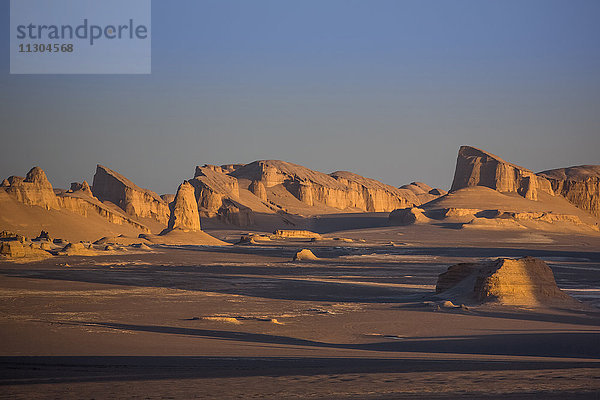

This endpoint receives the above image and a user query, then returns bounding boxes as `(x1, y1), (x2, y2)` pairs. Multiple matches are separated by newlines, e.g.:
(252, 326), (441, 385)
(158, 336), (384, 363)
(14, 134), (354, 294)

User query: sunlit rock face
(538, 166), (600, 218)
(436, 256), (577, 306)
(166, 181), (202, 232)
(191, 165), (240, 216)
(2, 166), (151, 233)
(450, 146), (554, 200)
(92, 165), (169, 225)
(230, 160), (417, 212)
(4, 167), (59, 210)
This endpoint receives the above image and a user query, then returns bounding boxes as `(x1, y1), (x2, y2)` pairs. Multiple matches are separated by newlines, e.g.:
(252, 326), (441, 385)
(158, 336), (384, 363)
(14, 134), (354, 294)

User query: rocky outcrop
(538, 166), (600, 218)
(436, 257), (577, 306)
(0, 240), (51, 260)
(272, 230), (322, 239)
(1, 167), (152, 234)
(58, 194), (150, 232)
(450, 146), (600, 218)
(161, 194), (175, 205)
(388, 207), (430, 225)
(165, 181), (201, 232)
(248, 180), (267, 202)
(92, 165), (169, 225)
(3, 167), (59, 209)
(451, 146), (554, 200)
(293, 249), (318, 261)
(400, 182), (447, 204)
(217, 200), (254, 226)
(191, 166), (240, 215)
(230, 160), (417, 212)
(69, 181), (94, 197)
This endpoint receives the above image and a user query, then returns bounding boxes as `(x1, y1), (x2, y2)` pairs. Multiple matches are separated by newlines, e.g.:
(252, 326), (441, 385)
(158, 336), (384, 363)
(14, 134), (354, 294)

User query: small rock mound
(436, 256), (577, 306)
(388, 207), (430, 225)
(35, 230), (52, 241)
(293, 249), (318, 261)
(236, 234), (271, 245)
(130, 243), (152, 250)
(59, 242), (97, 256)
(69, 181), (94, 197)
(0, 238), (51, 260)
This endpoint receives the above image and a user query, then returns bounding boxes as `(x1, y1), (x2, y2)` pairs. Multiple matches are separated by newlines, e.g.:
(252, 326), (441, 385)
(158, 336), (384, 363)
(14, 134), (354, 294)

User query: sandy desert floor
(1, 219), (600, 399)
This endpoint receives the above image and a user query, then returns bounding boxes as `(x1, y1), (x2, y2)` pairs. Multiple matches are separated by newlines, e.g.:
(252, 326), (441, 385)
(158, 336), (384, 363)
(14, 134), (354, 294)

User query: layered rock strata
(538, 166), (600, 218)
(436, 256), (576, 306)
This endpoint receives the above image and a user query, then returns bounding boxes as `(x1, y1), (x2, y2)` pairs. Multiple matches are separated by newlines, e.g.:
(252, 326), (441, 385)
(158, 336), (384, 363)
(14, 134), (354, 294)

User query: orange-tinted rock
(166, 181), (201, 232)
(4, 167), (59, 210)
(451, 146), (554, 200)
(231, 160), (417, 212)
(248, 180), (267, 202)
(92, 165), (169, 225)
(538, 166), (600, 218)
(436, 256), (577, 306)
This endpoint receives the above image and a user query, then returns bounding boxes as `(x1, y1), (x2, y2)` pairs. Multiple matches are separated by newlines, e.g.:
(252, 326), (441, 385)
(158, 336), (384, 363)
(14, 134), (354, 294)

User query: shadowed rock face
(92, 165), (169, 225)
(436, 256), (577, 306)
(4, 167), (59, 210)
(248, 180), (267, 202)
(388, 207), (430, 225)
(217, 200), (254, 226)
(69, 181), (94, 197)
(538, 166), (600, 218)
(166, 181), (201, 232)
(450, 146), (554, 200)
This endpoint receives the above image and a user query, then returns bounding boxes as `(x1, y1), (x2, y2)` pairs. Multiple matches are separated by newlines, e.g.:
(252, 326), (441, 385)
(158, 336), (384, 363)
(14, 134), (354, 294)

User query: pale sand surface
(1, 224), (600, 399)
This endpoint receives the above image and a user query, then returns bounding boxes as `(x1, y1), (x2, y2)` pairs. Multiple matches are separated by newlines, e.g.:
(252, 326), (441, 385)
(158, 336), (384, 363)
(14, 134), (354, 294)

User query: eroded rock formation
(2, 167), (151, 234)
(293, 248), (318, 261)
(450, 146), (600, 219)
(69, 181), (94, 197)
(450, 146), (554, 200)
(388, 207), (430, 225)
(191, 166), (240, 215)
(217, 200), (254, 226)
(4, 167), (59, 209)
(400, 182), (447, 204)
(272, 230), (322, 239)
(538, 166), (600, 218)
(248, 180), (267, 202)
(92, 165), (169, 224)
(436, 256), (577, 306)
(166, 181), (201, 232)
(231, 160), (417, 212)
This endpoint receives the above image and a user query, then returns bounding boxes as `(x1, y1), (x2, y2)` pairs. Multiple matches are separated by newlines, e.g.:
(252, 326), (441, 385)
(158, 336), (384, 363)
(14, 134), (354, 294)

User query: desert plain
(1, 146), (599, 399)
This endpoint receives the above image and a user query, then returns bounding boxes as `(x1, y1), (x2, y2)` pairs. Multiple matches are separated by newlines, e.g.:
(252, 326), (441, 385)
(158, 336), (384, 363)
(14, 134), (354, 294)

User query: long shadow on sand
(54, 321), (600, 359)
(1, 353), (599, 386)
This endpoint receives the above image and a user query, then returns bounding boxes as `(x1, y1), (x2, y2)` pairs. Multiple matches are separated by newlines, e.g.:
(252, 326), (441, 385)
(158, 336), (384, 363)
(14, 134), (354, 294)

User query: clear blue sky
(1, 0), (599, 194)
